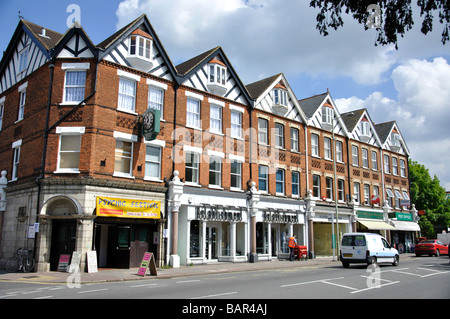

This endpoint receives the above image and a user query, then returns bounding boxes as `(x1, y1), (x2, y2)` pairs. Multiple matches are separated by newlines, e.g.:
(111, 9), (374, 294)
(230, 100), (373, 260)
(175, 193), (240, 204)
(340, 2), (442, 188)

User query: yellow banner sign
(96, 196), (161, 219)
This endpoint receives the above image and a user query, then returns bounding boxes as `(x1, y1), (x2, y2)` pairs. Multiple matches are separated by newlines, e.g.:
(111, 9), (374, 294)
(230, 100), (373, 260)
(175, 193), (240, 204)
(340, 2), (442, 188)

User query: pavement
(0, 254), (416, 285)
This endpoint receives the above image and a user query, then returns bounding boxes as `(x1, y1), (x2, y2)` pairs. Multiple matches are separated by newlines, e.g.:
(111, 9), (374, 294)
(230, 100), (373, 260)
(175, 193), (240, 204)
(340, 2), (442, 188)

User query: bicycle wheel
(4, 257), (20, 273)
(23, 257), (35, 273)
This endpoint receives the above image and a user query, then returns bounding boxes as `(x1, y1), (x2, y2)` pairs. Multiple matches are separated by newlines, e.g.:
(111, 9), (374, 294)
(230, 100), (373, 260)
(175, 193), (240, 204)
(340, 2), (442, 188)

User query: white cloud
(115, 0), (400, 85)
(335, 57), (450, 189)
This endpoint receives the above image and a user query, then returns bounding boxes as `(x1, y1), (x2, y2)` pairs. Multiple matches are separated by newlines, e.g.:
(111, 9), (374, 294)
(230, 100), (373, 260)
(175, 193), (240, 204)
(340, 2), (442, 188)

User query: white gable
(0, 32), (49, 93)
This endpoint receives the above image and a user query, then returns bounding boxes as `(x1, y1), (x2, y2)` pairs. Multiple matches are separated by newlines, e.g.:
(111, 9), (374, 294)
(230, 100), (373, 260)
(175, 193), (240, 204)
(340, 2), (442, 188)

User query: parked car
(340, 233), (399, 268)
(415, 239), (449, 257)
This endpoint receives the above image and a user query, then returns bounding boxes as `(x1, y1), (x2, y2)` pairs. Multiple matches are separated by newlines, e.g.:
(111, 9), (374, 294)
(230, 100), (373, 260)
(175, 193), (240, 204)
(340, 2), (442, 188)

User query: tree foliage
(309, 0), (450, 49)
(409, 159), (450, 238)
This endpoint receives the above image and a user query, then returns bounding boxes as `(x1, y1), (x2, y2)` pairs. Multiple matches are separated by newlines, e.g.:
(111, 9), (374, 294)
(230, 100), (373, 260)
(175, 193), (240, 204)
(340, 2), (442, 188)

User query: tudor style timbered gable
(0, 20), (62, 94)
(176, 48), (251, 106)
(247, 74), (306, 124)
(97, 15), (175, 81)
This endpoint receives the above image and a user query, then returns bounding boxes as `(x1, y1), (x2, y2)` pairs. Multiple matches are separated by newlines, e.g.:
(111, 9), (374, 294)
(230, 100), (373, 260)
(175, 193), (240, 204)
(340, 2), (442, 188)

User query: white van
(340, 233), (399, 268)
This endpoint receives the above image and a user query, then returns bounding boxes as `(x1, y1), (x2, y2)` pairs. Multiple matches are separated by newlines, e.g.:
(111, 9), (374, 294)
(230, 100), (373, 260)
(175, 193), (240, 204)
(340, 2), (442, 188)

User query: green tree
(409, 159), (450, 238)
(309, 0), (450, 49)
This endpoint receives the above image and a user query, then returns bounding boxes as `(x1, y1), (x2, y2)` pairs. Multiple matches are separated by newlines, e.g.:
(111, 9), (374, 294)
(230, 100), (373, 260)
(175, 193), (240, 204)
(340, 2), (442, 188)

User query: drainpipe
(33, 60), (55, 270)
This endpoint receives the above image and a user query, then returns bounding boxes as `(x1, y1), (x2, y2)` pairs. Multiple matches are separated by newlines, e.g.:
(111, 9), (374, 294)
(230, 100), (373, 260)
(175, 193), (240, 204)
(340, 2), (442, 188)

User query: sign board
(68, 251), (81, 273)
(86, 251), (98, 273)
(96, 196), (161, 219)
(137, 252), (157, 277)
(57, 254), (71, 272)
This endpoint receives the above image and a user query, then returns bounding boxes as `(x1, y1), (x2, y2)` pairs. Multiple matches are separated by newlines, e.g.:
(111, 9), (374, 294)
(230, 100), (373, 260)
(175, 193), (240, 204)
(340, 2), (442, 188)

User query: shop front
(311, 205), (351, 256)
(94, 196), (164, 269)
(389, 211), (420, 253)
(356, 210), (395, 242)
(179, 203), (248, 265)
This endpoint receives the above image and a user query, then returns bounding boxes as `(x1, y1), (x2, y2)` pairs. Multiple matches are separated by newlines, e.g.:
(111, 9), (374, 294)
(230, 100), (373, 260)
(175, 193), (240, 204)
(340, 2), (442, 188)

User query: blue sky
(1, 0), (449, 189)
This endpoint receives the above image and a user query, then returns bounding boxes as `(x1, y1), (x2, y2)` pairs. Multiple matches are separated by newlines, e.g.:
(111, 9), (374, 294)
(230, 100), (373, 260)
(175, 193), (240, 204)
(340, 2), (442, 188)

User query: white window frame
(400, 159), (406, 177)
(18, 47), (29, 74)
(322, 106), (334, 125)
(338, 179), (345, 201)
(209, 64), (227, 87)
(230, 109), (243, 139)
(364, 184), (370, 205)
(324, 137), (331, 160)
(352, 145), (359, 166)
(258, 118), (268, 145)
(336, 140), (343, 162)
(291, 127), (299, 152)
(144, 145), (162, 181)
(11, 139), (22, 181)
(209, 104), (222, 134)
(311, 134), (319, 157)
(275, 123), (284, 148)
(55, 126), (85, 173)
(360, 121), (370, 136)
(209, 156), (222, 188)
(118, 77), (137, 113)
(371, 151), (378, 170)
(354, 182), (360, 203)
(0, 96), (4, 131)
(273, 89), (287, 106)
(258, 165), (268, 193)
(230, 160), (242, 190)
(292, 171), (300, 197)
(185, 149), (200, 185)
(384, 154), (390, 174)
(362, 148), (369, 168)
(17, 82), (27, 122)
(148, 86), (164, 117)
(275, 168), (285, 196)
(129, 35), (152, 60)
(61, 63), (89, 104)
(186, 97), (201, 129)
(113, 131), (137, 179)
(392, 157), (398, 175)
(312, 174), (321, 198)
(326, 177), (333, 200)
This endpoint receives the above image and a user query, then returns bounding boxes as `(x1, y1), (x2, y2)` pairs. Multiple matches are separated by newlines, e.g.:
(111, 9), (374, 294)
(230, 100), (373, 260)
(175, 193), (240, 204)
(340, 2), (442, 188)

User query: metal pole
(332, 113), (340, 260)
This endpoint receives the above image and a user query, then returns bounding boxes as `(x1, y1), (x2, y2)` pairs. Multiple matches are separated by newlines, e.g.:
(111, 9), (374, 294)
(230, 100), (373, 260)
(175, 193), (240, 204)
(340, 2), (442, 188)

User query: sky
(1, 0), (449, 190)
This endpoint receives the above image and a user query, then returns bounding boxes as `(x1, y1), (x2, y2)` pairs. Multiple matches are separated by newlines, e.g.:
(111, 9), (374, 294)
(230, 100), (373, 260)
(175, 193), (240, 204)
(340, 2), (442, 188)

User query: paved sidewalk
(0, 254), (415, 285)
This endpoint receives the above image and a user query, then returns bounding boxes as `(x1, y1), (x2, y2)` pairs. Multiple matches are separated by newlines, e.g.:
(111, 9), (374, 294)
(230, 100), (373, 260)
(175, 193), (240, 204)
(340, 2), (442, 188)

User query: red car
(415, 239), (449, 257)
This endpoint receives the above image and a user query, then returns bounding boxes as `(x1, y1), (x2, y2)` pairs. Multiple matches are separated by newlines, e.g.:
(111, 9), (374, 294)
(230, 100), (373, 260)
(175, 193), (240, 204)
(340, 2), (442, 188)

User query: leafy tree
(409, 159), (450, 238)
(309, 0), (450, 49)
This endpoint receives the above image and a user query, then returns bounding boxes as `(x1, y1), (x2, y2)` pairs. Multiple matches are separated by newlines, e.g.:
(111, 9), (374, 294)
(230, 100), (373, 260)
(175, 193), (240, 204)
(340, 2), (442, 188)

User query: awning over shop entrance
(358, 220), (396, 230)
(390, 220), (420, 231)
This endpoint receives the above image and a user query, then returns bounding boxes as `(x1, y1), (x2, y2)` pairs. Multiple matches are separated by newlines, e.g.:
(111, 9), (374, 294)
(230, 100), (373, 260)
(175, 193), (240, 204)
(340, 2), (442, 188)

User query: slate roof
(298, 93), (328, 118)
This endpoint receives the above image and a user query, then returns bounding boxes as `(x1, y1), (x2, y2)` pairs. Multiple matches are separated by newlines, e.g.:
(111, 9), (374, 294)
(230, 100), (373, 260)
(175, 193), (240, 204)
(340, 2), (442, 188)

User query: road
(1, 256), (449, 303)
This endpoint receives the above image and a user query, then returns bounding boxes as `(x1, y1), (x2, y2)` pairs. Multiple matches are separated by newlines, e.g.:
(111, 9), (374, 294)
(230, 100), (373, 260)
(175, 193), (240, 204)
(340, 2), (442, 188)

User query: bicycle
(4, 248), (35, 273)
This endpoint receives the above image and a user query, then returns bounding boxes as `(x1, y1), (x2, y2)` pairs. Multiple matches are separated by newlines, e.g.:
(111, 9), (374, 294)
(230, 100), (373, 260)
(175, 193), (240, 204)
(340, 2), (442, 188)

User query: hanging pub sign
(141, 108), (160, 141)
(96, 196), (161, 219)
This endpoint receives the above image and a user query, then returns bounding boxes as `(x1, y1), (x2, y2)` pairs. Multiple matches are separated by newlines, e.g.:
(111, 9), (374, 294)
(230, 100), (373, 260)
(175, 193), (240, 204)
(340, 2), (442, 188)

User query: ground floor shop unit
(0, 178), (166, 272)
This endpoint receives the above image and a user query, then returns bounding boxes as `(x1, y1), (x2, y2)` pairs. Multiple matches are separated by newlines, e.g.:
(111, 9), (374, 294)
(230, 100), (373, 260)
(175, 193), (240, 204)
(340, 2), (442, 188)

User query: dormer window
(321, 103), (334, 130)
(130, 35), (151, 60)
(271, 83), (289, 116)
(390, 130), (401, 151)
(127, 29), (153, 72)
(273, 88), (287, 107)
(207, 59), (227, 96)
(359, 117), (371, 142)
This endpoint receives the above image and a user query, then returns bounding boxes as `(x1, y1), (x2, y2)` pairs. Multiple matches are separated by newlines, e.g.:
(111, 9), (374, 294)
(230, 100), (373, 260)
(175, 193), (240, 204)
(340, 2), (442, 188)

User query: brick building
(0, 14), (419, 271)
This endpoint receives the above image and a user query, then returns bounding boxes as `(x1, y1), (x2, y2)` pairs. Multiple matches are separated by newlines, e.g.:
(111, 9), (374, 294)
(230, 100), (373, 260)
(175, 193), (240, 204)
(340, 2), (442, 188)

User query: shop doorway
(206, 225), (218, 260)
(94, 221), (157, 269)
(49, 220), (77, 271)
